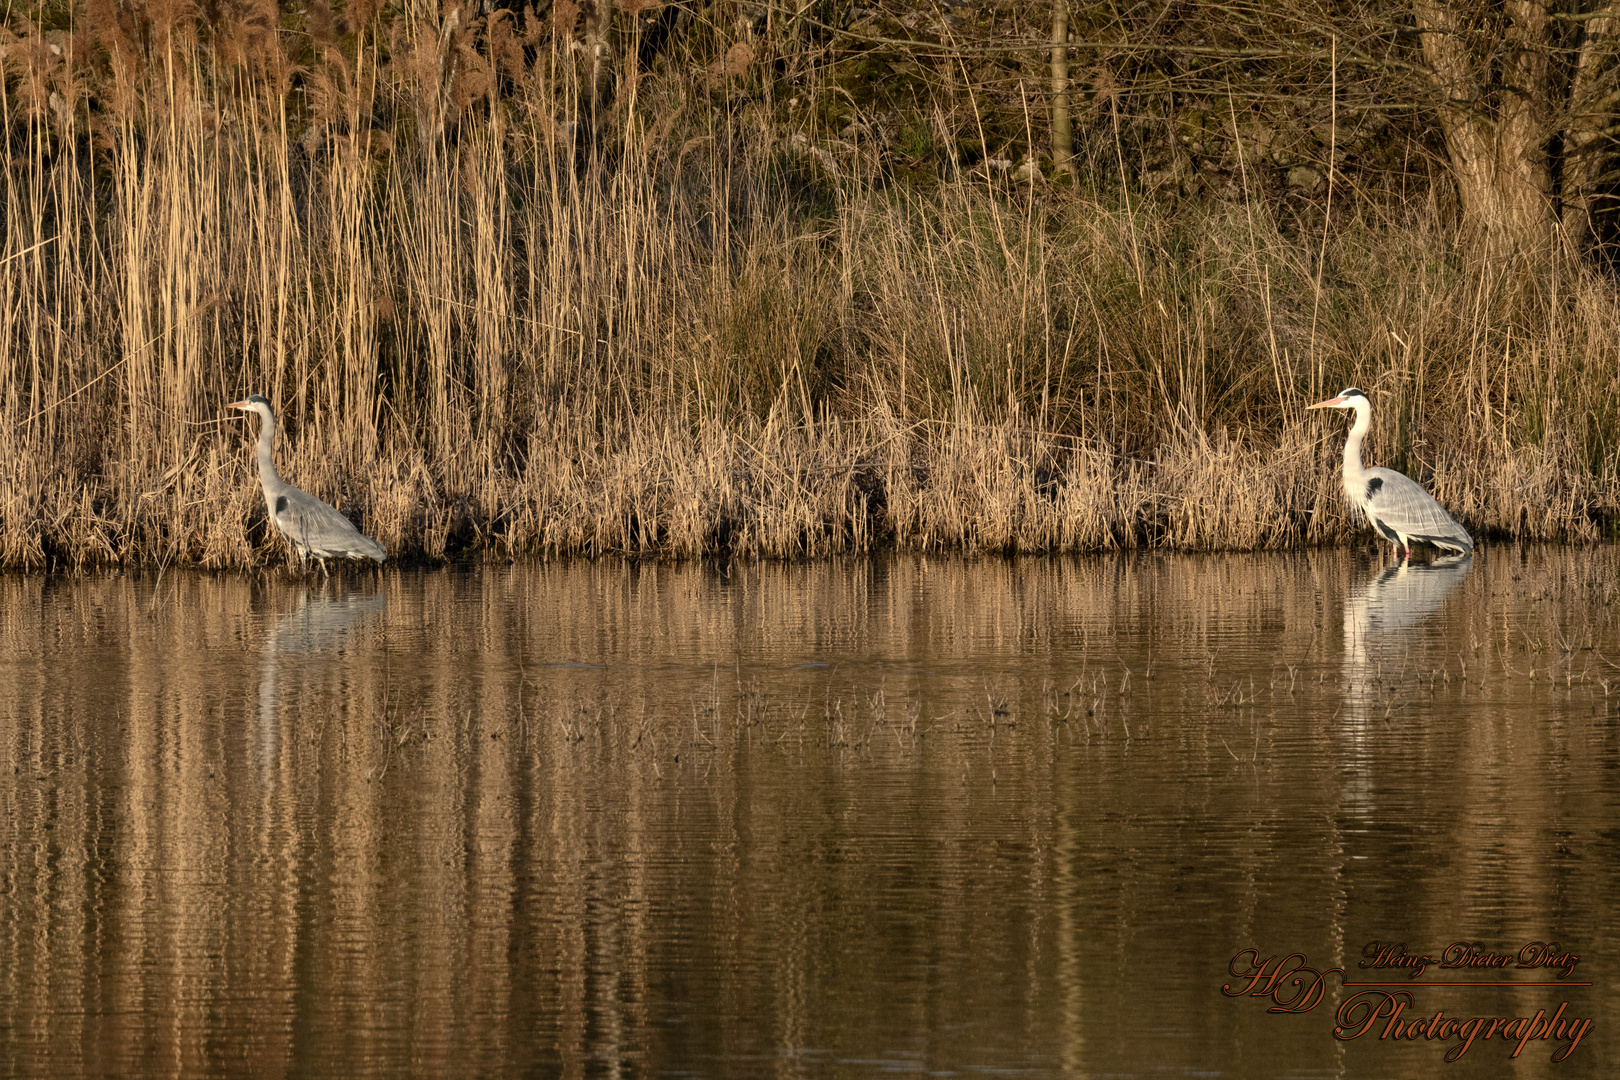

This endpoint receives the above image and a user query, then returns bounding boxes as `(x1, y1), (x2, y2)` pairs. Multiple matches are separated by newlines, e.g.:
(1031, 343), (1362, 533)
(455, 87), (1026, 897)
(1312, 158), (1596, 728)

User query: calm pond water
(1, 549), (1615, 1078)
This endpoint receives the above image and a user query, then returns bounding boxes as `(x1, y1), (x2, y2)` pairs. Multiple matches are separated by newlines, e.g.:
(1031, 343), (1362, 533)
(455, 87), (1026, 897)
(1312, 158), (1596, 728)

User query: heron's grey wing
(273, 486), (387, 562)
(1364, 468), (1472, 552)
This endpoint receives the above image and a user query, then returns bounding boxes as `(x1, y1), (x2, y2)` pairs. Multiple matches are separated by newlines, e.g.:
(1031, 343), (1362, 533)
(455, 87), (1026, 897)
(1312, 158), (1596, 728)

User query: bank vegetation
(5, 0), (1620, 568)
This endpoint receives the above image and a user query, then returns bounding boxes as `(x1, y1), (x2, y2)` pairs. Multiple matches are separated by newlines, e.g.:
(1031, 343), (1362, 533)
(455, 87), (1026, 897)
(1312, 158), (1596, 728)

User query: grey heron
(229, 395), (386, 568)
(1307, 387), (1472, 559)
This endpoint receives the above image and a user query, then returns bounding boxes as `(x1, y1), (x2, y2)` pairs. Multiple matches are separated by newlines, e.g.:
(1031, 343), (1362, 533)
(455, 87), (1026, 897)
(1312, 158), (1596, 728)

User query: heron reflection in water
(229, 394), (386, 572)
(1342, 553), (1473, 716)
(256, 586), (388, 770)
(1338, 553), (1474, 811)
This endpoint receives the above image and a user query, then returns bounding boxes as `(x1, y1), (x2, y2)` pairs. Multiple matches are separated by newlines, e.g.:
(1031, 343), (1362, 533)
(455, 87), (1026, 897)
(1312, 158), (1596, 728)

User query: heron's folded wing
(275, 489), (386, 560)
(1365, 468), (1472, 550)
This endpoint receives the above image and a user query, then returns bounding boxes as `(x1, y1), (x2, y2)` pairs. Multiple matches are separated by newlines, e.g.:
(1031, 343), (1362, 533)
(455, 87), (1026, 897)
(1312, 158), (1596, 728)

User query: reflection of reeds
(10, 554), (1620, 1073)
(5, 11), (1620, 568)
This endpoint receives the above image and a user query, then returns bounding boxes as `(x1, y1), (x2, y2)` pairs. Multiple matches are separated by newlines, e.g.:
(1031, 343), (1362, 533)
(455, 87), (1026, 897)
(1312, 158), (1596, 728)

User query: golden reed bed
(3, 7), (1617, 568)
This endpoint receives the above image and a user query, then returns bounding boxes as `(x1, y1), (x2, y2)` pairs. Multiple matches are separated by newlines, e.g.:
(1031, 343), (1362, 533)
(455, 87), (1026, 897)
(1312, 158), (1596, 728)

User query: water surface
(2, 549), (1615, 1077)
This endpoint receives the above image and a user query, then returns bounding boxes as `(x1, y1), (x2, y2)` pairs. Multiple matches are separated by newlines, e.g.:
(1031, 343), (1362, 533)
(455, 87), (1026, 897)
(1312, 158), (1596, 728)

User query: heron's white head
(1306, 387), (1369, 411)
(228, 394), (275, 421)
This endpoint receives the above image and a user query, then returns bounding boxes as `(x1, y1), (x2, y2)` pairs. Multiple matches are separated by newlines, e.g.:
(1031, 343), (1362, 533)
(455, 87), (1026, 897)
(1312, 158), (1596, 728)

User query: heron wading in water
(229, 395), (386, 570)
(1307, 387), (1472, 559)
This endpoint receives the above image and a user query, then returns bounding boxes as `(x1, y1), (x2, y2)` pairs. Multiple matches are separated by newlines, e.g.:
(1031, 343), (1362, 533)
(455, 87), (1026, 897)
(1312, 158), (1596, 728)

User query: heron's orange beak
(227, 400), (251, 411)
(1306, 395), (1347, 410)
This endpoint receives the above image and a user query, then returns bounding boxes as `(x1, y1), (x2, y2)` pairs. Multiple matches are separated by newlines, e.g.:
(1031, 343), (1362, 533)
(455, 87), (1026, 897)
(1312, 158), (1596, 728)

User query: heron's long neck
(1342, 400), (1371, 496)
(256, 413), (285, 489)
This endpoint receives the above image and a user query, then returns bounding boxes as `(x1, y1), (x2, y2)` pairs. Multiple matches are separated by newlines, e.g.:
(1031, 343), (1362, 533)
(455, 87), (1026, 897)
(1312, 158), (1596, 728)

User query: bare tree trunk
(1051, 0), (1076, 183)
(1561, 14), (1619, 256)
(1412, 0), (1556, 262)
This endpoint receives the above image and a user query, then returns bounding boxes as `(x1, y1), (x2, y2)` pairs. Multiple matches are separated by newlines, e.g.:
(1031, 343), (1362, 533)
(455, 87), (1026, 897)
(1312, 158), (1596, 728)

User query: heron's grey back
(1363, 467), (1472, 551)
(273, 485), (387, 562)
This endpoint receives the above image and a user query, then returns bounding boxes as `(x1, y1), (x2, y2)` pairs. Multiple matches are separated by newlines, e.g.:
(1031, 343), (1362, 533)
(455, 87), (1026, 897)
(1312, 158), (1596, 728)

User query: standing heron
(1307, 387), (1472, 559)
(229, 395), (386, 569)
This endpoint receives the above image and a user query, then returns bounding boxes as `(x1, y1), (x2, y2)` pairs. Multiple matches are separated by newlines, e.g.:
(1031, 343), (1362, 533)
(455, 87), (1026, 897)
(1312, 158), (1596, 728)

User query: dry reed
(4, 7), (1620, 570)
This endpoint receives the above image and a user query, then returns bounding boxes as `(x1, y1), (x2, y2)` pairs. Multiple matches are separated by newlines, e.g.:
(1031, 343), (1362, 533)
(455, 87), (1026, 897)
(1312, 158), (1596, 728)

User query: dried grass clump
(4, 6), (1620, 569)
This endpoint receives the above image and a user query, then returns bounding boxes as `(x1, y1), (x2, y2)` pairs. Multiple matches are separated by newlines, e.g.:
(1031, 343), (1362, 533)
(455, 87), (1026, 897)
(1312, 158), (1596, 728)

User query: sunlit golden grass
(4, 8), (1620, 569)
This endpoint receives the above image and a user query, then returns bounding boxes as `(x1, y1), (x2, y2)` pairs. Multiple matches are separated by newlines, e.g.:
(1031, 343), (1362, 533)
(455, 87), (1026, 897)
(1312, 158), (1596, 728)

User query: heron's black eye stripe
(1366, 477), (1383, 501)
(275, 495), (287, 514)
